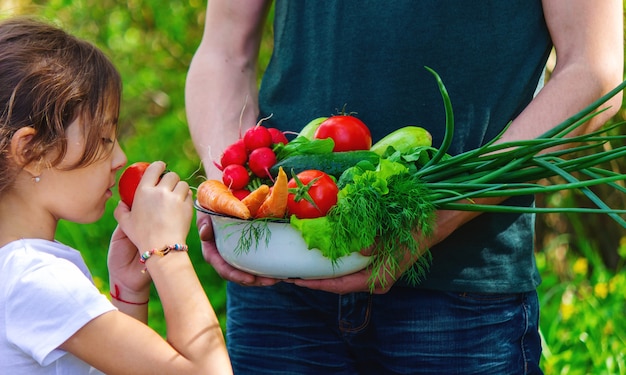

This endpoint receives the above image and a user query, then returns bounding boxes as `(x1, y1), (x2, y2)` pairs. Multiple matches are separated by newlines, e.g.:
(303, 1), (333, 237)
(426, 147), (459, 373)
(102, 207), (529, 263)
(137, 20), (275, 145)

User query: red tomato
(287, 170), (339, 219)
(118, 161), (150, 207)
(313, 115), (372, 152)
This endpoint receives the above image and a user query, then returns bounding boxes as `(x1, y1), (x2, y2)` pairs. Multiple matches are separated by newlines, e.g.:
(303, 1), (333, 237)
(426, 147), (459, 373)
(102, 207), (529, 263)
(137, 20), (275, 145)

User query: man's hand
(288, 241), (428, 294)
(288, 207), (488, 294)
(197, 211), (281, 287)
(288, 266), (399, 295)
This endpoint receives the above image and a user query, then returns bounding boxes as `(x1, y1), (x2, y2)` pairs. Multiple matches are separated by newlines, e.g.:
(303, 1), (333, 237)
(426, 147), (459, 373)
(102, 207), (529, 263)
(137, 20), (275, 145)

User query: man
(186, 1), (623, 373)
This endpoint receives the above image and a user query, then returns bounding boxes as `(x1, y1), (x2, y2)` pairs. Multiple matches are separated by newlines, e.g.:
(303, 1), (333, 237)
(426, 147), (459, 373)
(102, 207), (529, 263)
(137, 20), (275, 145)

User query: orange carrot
(255, 166), (288, 219)
(241, 184), (270, 217)
(197, 179), (251, 219)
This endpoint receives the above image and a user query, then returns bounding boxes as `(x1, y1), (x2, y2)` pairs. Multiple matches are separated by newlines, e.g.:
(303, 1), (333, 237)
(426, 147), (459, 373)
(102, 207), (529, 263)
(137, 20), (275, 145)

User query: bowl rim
(194, 200), (290, 223)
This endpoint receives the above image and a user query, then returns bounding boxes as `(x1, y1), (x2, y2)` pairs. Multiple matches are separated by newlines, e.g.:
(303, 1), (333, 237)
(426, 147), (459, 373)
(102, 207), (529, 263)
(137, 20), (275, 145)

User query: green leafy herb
(233, 220), (272, 255)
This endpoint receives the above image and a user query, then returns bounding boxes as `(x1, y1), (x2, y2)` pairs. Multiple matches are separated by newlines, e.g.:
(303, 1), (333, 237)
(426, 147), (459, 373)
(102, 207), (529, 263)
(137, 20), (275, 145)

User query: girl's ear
(9, 127), (40, 175)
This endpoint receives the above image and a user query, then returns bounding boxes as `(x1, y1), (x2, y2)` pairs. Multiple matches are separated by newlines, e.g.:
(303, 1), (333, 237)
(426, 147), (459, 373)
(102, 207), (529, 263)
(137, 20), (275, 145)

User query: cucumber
(370, 126), (432, 156)
(270, 150), (380, 178)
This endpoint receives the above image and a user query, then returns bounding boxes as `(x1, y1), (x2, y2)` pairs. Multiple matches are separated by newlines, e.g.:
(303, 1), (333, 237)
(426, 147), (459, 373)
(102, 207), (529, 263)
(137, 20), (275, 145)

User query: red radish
(220, 139), (248, 168)
(267, 127), (288, 145)
(243, 126), (272, 150)
(248, 147), (277, 178)
(231, 188), (251, 200)
(222, 164), (250, 190)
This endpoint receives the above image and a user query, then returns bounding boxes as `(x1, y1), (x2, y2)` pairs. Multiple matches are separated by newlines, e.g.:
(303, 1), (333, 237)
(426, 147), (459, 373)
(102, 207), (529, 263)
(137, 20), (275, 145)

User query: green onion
(417, 68), (626, 228)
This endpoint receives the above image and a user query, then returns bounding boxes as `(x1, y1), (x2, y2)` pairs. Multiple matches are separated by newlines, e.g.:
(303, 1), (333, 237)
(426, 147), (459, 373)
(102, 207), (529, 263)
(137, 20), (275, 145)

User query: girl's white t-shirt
(0, 239), (116, 374)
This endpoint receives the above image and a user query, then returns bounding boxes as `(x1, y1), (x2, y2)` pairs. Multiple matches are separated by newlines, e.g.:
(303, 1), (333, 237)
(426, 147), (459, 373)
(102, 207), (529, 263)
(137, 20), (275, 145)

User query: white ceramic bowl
(195, 202), (372, 279)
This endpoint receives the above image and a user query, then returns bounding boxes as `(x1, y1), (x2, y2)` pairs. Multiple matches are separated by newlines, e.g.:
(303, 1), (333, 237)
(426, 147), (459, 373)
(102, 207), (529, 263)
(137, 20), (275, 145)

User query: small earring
(33, 176), (40, 183)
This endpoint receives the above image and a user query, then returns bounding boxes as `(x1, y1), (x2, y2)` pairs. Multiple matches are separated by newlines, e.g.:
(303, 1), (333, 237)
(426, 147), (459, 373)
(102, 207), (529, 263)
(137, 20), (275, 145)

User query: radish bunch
(217, 124), (288, 199)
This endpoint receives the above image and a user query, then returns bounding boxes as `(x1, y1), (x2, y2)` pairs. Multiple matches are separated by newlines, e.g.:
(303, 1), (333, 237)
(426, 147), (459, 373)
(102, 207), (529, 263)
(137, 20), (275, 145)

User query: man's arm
(186, 0), (272, 180)
(501, 0), (624, 143)
(186, 0), (280, 286)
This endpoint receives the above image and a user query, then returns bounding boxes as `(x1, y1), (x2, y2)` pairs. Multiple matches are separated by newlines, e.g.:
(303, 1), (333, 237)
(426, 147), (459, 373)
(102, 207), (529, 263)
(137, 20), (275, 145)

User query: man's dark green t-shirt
(258, 1), (552, 293)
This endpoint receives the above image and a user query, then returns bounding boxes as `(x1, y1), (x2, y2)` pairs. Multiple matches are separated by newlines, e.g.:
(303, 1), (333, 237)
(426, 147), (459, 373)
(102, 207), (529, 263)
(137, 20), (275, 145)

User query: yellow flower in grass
(560, 289), (575, 321)
(608, 273), (624, 295)
(593, 282), (608, 299)
(572, 258), (588, 276)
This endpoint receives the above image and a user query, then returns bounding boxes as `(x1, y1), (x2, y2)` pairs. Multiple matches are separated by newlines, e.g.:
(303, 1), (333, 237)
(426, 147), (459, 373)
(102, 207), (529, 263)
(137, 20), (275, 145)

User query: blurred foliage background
(1, 1), (625, 373)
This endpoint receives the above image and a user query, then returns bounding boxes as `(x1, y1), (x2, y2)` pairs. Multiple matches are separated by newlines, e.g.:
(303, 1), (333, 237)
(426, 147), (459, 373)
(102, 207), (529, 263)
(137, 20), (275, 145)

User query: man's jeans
(226, 282), (542, 375)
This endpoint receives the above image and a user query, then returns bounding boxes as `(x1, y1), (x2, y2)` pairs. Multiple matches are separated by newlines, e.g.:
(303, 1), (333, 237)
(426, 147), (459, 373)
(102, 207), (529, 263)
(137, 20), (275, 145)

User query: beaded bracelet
(139, 243), (188, 273)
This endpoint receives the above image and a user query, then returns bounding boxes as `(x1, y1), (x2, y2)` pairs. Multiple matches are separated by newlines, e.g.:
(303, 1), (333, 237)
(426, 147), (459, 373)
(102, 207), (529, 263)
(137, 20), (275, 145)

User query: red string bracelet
(109, 284), (149, 305)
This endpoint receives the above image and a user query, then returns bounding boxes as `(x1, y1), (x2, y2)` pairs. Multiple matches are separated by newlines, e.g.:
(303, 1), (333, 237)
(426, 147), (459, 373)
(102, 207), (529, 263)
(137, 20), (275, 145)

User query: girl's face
(40, 118), (127, 224)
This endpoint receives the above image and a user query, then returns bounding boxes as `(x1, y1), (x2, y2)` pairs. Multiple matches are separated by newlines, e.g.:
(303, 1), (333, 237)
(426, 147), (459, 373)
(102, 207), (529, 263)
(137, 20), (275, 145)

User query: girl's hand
(107, 225), (152, 303)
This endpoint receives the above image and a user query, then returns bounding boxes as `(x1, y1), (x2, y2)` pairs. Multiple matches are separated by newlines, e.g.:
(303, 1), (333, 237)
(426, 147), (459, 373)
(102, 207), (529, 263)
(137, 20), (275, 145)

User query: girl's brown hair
(0, 17), (122, 193)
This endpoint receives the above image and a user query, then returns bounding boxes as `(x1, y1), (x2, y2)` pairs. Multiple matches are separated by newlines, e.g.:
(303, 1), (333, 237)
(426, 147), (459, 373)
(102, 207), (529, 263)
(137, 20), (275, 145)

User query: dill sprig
(233, 220), (272, 255)
(326, 172), (435, 290)
(368, 174), (435, 289)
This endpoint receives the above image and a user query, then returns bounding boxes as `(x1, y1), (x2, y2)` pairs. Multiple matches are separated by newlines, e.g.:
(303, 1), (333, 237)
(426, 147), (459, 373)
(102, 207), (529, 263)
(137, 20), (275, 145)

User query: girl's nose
(112, 140), (127, 171)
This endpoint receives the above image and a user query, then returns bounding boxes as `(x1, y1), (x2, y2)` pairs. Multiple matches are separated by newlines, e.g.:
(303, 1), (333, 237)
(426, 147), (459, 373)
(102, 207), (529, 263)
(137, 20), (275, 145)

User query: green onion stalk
(418, 67), (626, 226)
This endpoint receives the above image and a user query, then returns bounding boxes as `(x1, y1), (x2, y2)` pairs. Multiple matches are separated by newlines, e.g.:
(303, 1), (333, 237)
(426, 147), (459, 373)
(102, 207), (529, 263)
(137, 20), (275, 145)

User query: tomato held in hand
(313, 115), (372, 152)
(118, 161), (150, 207)
(287, 170), (339, 219)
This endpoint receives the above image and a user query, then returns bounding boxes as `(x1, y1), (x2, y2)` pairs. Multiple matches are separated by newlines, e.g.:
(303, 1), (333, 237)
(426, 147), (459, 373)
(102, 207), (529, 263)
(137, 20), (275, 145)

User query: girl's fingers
(138, 161), (167, 187)
(173, 181), (192, 201)
(158, 170), (181, 189)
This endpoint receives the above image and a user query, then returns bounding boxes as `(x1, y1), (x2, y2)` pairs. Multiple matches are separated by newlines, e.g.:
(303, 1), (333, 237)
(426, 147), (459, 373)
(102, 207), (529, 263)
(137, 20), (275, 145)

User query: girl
(0, 17), (232, 374)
